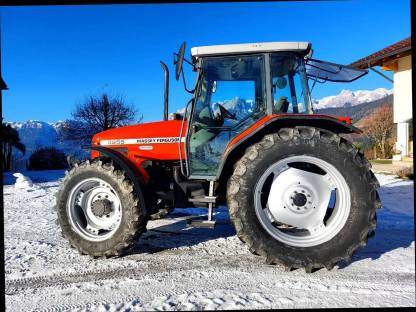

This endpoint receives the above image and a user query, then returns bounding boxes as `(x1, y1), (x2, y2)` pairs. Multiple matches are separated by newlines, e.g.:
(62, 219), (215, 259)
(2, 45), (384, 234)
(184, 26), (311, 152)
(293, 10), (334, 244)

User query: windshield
(188, 54), (266, 177)
(194, 54), (266, 130)
(270, 53), (312, 114)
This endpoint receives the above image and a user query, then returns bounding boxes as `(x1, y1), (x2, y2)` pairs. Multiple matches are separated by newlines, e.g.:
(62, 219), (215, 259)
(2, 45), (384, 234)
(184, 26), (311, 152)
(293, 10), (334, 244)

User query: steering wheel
(217, 104), (238, 120)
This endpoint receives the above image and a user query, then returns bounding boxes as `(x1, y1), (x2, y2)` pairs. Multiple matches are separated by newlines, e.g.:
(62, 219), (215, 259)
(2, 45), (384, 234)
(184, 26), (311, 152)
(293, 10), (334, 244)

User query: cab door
(187, 54), (267, 178)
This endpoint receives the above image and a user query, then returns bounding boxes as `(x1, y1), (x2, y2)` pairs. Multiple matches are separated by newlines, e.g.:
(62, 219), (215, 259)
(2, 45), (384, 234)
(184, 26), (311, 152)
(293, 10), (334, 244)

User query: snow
(3, 171), (415, 310)
(13, 173), (34, 189)
(313, 88), (393, 109)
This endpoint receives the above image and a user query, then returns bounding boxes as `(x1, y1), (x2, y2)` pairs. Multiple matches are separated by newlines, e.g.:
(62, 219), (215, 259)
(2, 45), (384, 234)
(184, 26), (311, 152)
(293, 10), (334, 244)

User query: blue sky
(1, 1), (410, 123)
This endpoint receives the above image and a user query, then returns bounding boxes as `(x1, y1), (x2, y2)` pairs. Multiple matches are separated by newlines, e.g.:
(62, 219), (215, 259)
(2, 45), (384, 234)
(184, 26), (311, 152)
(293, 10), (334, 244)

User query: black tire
(55, 158), (147, 257)
(227, 127), (381, 272)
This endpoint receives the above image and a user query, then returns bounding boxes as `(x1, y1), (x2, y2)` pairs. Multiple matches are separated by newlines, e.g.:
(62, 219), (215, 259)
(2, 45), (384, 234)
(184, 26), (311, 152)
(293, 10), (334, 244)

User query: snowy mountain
(6, 120), (89, 170)
(315, 93), (393, 124)
(7, 120), (59, 152)
(313, 88), (393, 109)
(219, 97), (255, 119)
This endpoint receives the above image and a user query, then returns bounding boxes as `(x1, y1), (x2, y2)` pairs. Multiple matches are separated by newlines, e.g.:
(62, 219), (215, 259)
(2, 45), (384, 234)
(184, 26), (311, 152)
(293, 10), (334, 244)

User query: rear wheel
(55, 159), (147, 257)
(227, 127), (380, 272)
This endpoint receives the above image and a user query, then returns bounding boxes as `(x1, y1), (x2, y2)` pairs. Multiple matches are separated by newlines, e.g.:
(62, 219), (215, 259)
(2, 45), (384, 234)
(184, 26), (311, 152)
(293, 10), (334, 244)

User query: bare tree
(61, 93), (142, 143)
(1, 123), (26, 171)
(361, 104), (394, 159)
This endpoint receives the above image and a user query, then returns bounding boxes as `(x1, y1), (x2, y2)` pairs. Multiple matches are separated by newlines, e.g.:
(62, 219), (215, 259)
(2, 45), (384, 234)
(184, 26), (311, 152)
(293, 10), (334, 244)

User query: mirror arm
(183, 57), (195, 68)
(181, 67), (195, 94)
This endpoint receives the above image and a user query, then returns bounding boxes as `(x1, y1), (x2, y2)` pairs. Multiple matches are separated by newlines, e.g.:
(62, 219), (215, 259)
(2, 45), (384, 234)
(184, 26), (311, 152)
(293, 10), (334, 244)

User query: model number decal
(100, 137), (184, 146)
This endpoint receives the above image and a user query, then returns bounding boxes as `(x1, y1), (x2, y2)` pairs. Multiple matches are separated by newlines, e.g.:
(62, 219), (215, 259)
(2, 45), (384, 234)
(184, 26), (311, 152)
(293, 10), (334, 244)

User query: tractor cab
(174, 42), (366, 179)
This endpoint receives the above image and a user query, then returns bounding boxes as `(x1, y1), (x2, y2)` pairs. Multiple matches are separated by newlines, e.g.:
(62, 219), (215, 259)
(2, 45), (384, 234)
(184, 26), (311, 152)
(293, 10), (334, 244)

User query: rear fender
(215, 115), (361, 202)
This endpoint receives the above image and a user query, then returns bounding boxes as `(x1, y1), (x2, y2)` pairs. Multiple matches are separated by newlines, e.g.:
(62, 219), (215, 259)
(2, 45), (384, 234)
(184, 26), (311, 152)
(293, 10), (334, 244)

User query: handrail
(178, 99), (192, 177)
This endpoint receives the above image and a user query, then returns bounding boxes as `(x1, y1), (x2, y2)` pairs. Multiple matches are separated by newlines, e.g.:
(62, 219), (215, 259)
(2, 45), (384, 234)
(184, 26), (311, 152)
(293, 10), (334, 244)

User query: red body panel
(91, 120), (186, 160)
(91, 120), (186, 182)
(90, 114), (352, 178)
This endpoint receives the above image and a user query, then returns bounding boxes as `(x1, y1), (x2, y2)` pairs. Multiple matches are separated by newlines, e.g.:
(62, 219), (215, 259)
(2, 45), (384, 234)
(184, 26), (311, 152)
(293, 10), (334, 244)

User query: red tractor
(55, 42), (380, 272)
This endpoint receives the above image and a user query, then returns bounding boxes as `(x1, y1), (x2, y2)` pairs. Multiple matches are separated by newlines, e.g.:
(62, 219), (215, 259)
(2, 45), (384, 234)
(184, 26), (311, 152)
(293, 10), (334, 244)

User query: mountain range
(315, 93), (393, 123)
(6, 120), (88, 170)
(312, 88), (393, 109)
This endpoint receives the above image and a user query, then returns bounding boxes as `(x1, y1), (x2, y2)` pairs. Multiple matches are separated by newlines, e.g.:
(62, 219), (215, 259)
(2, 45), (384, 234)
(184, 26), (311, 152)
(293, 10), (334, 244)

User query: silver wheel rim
(67, 178), (122, 242)
(254, 155), (351, 247)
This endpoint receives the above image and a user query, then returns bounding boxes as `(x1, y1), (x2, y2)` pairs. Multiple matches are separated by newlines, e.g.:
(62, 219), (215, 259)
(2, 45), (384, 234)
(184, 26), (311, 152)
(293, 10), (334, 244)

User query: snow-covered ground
(3, 171), (415, 311)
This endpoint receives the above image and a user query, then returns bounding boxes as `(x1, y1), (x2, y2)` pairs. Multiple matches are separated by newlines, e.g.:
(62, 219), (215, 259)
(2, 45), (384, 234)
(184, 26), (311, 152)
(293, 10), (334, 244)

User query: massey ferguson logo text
(136, 137), (180, 144)
(100, 137), (182, 146)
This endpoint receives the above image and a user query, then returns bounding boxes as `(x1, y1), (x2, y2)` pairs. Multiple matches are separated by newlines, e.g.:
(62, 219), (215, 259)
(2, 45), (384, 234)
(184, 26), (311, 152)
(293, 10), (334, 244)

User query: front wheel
(55, 159), (147, 257)
(227, 127), (380, 272)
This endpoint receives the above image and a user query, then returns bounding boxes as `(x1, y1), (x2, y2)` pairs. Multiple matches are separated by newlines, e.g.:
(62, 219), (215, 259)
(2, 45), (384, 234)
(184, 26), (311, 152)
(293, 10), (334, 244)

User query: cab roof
(191, 41), (311, 59)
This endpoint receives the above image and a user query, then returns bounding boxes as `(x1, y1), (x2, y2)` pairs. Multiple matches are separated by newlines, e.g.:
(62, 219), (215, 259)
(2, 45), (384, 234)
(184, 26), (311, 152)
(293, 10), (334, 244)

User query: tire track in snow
(5, 254), (261, 295)
(15, 271), (416, 312)
(6, 253), (414, 298)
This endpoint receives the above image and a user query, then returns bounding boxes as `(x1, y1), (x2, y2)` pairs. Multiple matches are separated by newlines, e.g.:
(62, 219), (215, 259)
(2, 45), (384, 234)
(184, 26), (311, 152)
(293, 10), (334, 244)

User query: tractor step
(186, 181), (217, 229)
(187, 196), (216, 203)
(187, 218), (216, 229)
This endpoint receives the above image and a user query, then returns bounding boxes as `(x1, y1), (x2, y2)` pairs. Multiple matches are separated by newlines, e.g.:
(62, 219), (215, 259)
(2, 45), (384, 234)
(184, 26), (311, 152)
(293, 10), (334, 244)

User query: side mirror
(174, 42), (186, 81)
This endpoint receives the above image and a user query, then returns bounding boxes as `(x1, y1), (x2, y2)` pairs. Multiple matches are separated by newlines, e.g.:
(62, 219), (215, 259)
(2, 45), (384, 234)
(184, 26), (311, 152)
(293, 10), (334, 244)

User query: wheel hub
(67, 178), (122, 242)
(293, 192), (307, 207)
(254, 155), (351, 247)
(91, 198), (113, 218)
(268, 167), (331, 229)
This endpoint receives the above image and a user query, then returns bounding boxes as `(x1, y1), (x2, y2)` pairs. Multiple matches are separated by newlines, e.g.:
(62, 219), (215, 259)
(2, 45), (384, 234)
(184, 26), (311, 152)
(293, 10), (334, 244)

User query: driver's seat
(274, 96), (289, 113)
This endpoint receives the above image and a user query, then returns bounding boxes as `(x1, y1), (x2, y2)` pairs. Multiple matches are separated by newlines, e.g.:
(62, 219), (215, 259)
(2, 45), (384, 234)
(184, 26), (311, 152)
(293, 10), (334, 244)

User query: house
(351, 37), (412, 160)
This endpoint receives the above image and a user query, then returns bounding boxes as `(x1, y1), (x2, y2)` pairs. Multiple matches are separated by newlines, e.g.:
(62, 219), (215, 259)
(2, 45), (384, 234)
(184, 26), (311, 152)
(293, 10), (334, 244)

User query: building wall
(393, 55), (412, 123)
(392, 55), (412, 157)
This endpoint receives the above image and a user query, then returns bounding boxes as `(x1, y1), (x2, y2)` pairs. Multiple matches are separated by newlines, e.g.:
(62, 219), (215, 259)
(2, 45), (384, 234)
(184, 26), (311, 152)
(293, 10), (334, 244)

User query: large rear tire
(55, 159), (147, 257)
(227, 127), (380, 272)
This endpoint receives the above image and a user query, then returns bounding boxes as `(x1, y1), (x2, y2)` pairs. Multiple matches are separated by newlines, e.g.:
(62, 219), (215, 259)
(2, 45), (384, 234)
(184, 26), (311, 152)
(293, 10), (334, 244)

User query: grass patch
(370, 159), (393, 164)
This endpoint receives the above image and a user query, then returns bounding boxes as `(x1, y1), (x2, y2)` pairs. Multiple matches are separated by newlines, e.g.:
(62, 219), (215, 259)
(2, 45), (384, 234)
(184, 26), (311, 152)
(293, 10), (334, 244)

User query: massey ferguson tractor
(55, 41), (380, 272)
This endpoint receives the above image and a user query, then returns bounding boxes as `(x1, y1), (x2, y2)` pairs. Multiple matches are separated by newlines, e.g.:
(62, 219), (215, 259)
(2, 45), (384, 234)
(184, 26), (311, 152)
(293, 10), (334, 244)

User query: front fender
(90, 146), (148, 214)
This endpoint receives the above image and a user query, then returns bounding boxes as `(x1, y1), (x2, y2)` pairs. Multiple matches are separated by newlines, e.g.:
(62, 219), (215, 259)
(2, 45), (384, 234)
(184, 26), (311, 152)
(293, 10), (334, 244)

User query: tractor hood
(92, 120), (185, 160)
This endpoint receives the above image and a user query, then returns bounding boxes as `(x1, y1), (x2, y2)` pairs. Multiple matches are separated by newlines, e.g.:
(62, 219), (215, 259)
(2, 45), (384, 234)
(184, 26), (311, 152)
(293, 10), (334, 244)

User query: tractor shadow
(338, 180), (414, 269)
(127, 207), (237, 255)
(119, 182), (415, 268)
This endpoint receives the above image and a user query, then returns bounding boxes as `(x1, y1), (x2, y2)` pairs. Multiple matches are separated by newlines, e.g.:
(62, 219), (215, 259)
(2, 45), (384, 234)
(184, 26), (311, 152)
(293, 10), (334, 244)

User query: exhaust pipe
(160, 61), (169, 121)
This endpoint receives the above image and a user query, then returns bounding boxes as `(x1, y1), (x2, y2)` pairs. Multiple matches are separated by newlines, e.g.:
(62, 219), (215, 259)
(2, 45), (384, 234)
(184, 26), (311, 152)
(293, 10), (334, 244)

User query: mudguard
(90, 146), (147, 214)
(216, 114), (362, 180)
